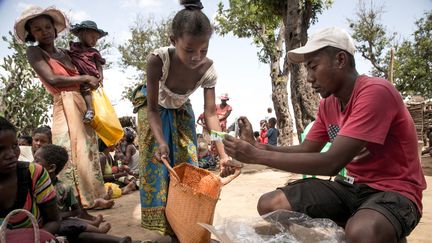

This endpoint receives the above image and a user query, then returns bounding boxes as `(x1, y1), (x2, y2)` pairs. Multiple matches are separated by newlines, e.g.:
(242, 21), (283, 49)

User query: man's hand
(223, 135), (258, 165)
(237, 117), (256, 145)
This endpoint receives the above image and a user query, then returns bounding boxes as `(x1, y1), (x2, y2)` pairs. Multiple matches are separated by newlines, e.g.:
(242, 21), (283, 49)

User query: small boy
(198, 139), (216, 170)
(265, 117), (279, 146)
(68, 20), (108, 123)
(34, 144), (112, 240)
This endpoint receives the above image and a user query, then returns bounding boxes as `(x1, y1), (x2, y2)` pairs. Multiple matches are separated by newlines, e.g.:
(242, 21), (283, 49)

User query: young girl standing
(139, 0), (231, 235)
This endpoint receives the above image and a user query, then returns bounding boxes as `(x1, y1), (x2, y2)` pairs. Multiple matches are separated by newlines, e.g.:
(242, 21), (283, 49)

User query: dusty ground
(92, 157), (432, 242)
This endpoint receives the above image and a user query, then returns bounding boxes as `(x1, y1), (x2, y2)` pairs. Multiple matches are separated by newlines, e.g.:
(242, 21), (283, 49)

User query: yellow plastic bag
(90, 87), (124, 146)
(104, 182), (122, 199)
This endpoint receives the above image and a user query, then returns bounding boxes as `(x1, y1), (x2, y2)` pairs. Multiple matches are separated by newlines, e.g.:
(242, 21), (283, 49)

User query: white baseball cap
(288, 27), (355, 63)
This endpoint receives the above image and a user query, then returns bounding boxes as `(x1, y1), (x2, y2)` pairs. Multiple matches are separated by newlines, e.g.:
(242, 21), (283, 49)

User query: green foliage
(215, 0), (282, 63)
(215, 0), (332, 63)
(0, 32), (52, 135)
(118, 15), (172, 101)
(348, 0), (396, 78)
(394, 11), (432, 98)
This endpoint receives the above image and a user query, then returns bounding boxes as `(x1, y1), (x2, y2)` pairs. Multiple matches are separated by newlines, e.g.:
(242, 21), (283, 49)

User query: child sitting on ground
(99, 139), (138, 198)
(198, 137), (216, 170)
(34, 144), (112, 239)
(68, 20), (108, 123)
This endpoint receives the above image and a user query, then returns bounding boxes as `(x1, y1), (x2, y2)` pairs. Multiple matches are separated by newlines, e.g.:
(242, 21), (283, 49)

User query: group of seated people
(0, 116), (139, 243)
(197, 134), (217, 170)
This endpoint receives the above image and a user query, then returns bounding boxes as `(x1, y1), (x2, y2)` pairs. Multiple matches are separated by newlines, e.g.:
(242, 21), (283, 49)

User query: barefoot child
(34, 144), (112, 239)
(68, 20), (108, 123)
(99, 139), (138, 198)
(140, 0), (233, 234)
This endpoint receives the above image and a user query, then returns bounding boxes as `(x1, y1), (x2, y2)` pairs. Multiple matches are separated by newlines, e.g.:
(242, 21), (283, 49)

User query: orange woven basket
(162, 158), (239, 243)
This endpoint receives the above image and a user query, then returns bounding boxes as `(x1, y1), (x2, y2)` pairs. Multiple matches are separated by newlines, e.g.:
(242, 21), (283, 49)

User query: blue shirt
(267, 127), (278, 146)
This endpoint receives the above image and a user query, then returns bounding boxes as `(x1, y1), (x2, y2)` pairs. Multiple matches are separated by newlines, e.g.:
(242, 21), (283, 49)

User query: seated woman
(0, 117), (59, 241)
(121, 128), (139, 176)
(99, 139), (137, 198)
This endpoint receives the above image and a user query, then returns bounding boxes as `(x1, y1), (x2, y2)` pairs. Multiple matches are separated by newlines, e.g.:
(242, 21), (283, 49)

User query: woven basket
(162, 158), (240, 243)
(0, 209), (40, 243)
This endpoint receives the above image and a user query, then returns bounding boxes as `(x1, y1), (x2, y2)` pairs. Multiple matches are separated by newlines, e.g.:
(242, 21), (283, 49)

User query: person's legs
(267, 178), (356, 226)
(88, 198), (115, 210)
(345, 209), (397, 243)
(81, 88), (94, 123)
(121, 181), (137, 195)
(257, 189), (292, 215)
(77, 232), (132, 243)
(85, 222), (111, 234)
(347, 191), (421, 243)
(77, 214), (104, 227)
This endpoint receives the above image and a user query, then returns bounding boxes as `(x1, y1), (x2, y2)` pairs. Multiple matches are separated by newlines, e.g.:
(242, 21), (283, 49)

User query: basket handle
(0, 209), (40, 243)
(219, 167), (241, 186)
(161, 157), (181, 182)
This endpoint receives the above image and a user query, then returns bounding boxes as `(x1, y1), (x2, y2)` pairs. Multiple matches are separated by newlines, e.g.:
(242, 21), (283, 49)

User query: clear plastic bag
(200, 209), (346, 243)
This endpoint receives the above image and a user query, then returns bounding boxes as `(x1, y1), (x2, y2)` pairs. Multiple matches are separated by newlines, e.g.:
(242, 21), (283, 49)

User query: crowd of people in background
(2, 0), (426, 242)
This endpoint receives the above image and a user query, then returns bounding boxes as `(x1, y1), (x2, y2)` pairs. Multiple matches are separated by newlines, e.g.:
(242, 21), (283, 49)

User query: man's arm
(234, 116), (326, 153)
(224, 134), (366, 176)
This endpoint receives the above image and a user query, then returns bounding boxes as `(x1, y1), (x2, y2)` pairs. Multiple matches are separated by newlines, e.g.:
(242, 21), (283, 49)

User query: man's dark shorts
(278, 178), (421, 240)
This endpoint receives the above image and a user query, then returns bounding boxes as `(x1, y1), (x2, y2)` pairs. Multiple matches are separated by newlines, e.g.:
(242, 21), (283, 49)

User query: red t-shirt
(307, 75), (427, 212)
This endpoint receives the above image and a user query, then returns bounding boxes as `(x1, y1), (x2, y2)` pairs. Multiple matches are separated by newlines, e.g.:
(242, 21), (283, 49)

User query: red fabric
(259, 129), (268, 144)
(5, 228), (55, 242)
(216, 104), (232, 131)
(68, 42), (105, 77)
(307, 75), (426, 212)
(39, 58), (80, 95)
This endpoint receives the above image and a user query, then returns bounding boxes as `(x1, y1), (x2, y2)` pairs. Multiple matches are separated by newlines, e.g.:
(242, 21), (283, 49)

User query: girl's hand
(220, 156), (235, 177)
(155, 144), (170, 162)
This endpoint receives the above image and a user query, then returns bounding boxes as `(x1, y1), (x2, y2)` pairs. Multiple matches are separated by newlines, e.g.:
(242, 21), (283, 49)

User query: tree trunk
(271, 74), (292, 145)
(284, 0), (320, 141)
(269, 22), (293, 146)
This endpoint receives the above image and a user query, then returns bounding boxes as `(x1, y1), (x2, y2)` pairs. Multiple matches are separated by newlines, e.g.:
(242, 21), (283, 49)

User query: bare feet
(121, 181), (137, 195)
(98, 222), (111, 233)
(104, 186), (114, 200)
(79, 210), (97, 221)
(89, 214), (104, 227)
(91, 198), (115, 210)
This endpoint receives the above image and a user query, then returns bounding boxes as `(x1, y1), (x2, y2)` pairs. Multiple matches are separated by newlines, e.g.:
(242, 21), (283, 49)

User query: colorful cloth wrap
(138, 101), (198, 235)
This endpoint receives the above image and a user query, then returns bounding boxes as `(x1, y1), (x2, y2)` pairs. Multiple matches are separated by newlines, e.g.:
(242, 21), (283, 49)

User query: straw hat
(70, 20), (108, 38)
(218, 93), (229, 100)
(14, 5), (67, 44)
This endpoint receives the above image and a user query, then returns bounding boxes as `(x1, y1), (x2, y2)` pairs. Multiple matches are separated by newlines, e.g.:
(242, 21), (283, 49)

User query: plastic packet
(200, 209), (346, 243)
(210, 130), (228, 141)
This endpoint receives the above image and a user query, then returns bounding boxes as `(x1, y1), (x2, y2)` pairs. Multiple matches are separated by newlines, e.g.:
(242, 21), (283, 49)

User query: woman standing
(14, 6), (105, 209)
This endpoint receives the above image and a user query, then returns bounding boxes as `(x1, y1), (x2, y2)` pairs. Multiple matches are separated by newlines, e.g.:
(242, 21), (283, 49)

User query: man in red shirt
(223, 27), (426, 242)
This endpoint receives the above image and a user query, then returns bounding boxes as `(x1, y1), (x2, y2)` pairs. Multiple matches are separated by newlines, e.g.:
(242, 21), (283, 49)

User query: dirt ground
(91, 157), (432, 242)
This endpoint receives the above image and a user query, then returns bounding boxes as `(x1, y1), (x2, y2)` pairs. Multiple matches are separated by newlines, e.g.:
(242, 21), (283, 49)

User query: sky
(0, 0), (431, 132)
